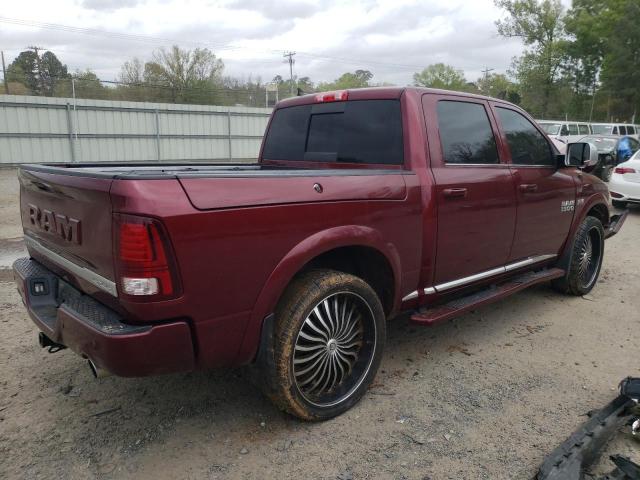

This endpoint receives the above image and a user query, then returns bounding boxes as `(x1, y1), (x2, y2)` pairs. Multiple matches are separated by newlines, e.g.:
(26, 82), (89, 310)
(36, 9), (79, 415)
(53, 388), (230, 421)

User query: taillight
(113, 214), (181, 300)
(614, 167), (636, 174)
(315, 90), (348, 103)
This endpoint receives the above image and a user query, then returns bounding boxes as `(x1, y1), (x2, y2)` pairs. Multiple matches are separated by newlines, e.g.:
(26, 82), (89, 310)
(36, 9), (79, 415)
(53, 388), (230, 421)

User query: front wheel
(267, 269), (385, 421)
(552, 216), (605, 295)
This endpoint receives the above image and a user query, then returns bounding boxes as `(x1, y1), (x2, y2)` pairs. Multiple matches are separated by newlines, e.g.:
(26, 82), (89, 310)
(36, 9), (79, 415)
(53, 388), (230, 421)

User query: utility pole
(283, 51), (296, 96)
(480, 67), (494, 94)
(27, 45), (45, 95)
(1, 51), (8, 94)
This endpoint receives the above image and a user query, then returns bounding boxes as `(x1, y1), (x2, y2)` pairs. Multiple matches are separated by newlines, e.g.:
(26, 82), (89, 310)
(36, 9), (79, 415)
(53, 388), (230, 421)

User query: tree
(476, 72), (520, 102)
(565, 0), (640, 121)
(412, 63), (469, 91)
(7, 50), (69, 96)
(317, 70), (373, 90)
(142, 45), (224, 102)
(495, 0), (568, 117)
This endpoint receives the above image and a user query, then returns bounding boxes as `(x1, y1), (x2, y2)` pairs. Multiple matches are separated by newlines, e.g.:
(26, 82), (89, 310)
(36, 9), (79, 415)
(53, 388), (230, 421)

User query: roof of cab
(275, 86), (518, 109)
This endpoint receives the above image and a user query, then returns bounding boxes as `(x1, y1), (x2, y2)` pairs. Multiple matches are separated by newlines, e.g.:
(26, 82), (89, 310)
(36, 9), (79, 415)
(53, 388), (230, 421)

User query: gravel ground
(0, 168), (638, 479)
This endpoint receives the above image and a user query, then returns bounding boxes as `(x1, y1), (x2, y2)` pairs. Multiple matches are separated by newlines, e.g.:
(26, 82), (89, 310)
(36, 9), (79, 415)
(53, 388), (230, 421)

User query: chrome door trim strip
(24, 235), (118, 297)
(432, 254), (558, 293)
(434, 266), (506, 292)
(401, 287), (437, 302)
(504, 254), (557, 272)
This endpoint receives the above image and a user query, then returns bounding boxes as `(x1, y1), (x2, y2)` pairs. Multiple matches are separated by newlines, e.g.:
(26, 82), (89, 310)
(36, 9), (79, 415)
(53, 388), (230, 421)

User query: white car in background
(608, 149), (640, 208)
(538, 120), (591, 143)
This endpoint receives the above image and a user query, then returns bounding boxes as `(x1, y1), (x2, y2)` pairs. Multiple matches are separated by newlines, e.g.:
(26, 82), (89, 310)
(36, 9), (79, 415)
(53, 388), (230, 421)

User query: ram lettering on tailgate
(28, 204), (82, 245)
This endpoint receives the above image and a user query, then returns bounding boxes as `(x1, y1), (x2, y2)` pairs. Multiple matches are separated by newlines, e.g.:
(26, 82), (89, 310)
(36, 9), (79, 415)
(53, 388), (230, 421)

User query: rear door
(491, 105), (576, 262)
(423, 94), (516, 286)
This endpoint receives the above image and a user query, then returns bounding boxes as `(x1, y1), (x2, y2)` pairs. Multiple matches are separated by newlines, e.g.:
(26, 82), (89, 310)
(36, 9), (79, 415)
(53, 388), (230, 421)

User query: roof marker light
(315, 90), (348, 103)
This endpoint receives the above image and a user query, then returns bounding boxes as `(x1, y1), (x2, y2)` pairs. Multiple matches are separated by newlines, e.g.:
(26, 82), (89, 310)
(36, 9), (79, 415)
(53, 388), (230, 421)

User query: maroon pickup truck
(13, 87), (626, 420)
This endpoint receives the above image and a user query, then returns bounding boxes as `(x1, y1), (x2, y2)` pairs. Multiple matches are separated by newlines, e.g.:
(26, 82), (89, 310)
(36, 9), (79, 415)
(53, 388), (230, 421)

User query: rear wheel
(267, 269), (385, 421)
(552, 216), (604, 295)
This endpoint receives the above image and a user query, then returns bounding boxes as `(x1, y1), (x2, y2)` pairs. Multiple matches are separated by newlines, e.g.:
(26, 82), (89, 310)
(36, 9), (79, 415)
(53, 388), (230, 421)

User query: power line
(0, 15), (446, 73)
(283, 51), (296, 96)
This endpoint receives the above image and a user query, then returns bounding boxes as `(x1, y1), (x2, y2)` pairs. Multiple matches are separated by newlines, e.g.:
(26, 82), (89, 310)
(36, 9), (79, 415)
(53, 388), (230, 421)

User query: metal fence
(0, 95), (272, 165)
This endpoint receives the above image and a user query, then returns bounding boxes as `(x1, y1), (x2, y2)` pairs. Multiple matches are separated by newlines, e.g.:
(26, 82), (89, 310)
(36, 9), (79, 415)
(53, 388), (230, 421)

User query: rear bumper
(12, 257), (196, 377)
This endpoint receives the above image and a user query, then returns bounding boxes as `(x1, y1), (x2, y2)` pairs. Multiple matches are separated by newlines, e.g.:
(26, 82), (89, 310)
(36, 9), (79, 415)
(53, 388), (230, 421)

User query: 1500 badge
(561, 200), (575, 213)
(28, 204), (81, 244)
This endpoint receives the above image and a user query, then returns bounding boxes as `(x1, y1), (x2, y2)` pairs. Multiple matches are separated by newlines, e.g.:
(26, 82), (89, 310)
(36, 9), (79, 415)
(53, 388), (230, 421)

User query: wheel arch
(237, 225), (402, 364)
(557, 195), (610, 271)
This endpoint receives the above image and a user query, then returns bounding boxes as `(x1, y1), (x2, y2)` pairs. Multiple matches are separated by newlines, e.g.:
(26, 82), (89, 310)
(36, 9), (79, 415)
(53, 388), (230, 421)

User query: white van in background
(591, 123), (639, 140)
(537, 120), (592, 143)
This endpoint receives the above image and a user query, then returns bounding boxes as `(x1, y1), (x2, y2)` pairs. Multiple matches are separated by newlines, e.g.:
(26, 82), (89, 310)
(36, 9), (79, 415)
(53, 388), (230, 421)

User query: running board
(410, 268), (565, 326)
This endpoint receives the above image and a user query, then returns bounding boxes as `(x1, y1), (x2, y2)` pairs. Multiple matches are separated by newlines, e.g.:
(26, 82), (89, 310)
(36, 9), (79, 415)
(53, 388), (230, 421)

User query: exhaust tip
(87, 359), (110, 379)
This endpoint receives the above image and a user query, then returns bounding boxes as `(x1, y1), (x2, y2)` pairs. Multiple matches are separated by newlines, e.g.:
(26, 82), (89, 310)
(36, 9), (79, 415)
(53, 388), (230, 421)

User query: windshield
(539, 123), (561, 135)
(591, 124), (614, 135)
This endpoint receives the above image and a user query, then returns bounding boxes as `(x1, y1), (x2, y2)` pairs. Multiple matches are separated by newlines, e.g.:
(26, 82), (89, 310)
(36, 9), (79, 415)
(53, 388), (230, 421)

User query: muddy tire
(552, 216), (604, 296)
(266, 269), (385, 421)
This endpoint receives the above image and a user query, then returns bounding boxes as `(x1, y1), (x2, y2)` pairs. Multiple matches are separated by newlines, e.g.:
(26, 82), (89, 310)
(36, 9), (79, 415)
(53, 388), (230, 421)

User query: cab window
(437, 101), (499, 164)
(496, 107), (554, 166)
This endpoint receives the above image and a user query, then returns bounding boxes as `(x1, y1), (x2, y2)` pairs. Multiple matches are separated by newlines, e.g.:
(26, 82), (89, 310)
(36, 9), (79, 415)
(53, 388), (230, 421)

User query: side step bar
(410, 268), (565, 326)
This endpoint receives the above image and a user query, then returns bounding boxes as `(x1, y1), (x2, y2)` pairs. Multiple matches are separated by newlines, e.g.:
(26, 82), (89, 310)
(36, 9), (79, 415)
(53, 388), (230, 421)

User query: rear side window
(496, 108), (554, 166)
(628, 126), (636, 134)
(437, 101), (499, 164)
(578, 124), (590, 135)
(262, 100), (403, 165)
(568, 124), (579, 135)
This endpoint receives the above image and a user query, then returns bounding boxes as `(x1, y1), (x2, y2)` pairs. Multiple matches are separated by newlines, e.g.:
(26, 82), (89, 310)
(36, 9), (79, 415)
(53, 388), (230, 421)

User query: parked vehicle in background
(578, 135), (640, 181)
(590, 123), (639, 140)
(12, 87), (626, 420)
(538, 120), (591, 143)
(608, 150), (640, 208)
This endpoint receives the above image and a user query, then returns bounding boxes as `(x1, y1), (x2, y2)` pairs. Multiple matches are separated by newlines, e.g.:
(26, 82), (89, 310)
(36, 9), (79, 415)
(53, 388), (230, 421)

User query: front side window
(496, 107), (554, 166)
(437, 101), (499, 164)
(560, 125), (570, 136)
(578, 124), (590, 135)
(568, 124), (579, 135)
(262, 100), (403, 165)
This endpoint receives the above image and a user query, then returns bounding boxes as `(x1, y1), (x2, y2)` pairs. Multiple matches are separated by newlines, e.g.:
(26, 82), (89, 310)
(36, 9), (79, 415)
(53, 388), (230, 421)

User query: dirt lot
(0, 168), (638, 480)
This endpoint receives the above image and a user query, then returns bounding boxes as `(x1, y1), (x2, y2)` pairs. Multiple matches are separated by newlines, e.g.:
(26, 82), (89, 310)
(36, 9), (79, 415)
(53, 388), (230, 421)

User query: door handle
(443, 188), (468, 199)
(519, 183), (538, 193)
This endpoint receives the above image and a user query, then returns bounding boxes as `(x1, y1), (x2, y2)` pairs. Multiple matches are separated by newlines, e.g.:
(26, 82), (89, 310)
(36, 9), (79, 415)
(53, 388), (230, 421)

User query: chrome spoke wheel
(577, 226), (602, 289)
(293, 291), (376, 407)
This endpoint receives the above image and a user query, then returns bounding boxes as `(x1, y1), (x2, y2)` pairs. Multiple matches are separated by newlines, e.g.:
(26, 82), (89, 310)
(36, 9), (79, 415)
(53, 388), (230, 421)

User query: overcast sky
(0, 0), (572, 86)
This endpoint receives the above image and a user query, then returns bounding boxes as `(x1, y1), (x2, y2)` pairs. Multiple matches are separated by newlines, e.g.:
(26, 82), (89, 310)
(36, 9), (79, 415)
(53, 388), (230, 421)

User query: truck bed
(21, 163), (405, 179)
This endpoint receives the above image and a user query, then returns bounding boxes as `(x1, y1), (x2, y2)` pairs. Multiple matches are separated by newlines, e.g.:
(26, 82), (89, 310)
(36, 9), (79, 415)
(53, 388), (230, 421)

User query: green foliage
(412, 63), (470, 91)
(476, 73), (520, 102)
(7, 50), (69, 96)
(317, 70), (374, 90)
(495, 0), (568, 117)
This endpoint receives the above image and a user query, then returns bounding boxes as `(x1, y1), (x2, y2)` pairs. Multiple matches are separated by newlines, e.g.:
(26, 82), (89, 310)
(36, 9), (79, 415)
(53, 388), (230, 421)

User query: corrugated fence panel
(0, 95), (272, 165)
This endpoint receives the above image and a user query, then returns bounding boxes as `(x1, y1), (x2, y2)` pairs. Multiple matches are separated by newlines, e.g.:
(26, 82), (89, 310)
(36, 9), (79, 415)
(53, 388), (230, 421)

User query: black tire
(612, 200), (627, 209)
(552, 216), (605, 295)
(266, 269), (385, 421)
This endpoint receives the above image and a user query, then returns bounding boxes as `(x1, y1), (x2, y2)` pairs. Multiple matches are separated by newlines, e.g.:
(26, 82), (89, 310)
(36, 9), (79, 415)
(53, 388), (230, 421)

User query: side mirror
(565, 142), (599, 168)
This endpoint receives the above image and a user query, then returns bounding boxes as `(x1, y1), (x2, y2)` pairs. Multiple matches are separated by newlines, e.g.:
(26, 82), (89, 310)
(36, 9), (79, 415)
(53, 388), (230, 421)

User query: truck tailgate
(19, 168), (116, 291)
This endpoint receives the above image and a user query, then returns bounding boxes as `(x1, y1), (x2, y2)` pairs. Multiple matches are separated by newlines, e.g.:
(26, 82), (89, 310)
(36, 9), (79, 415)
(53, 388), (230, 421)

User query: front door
(491, 105), (576, 261)
(423, 95), (517, 286)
